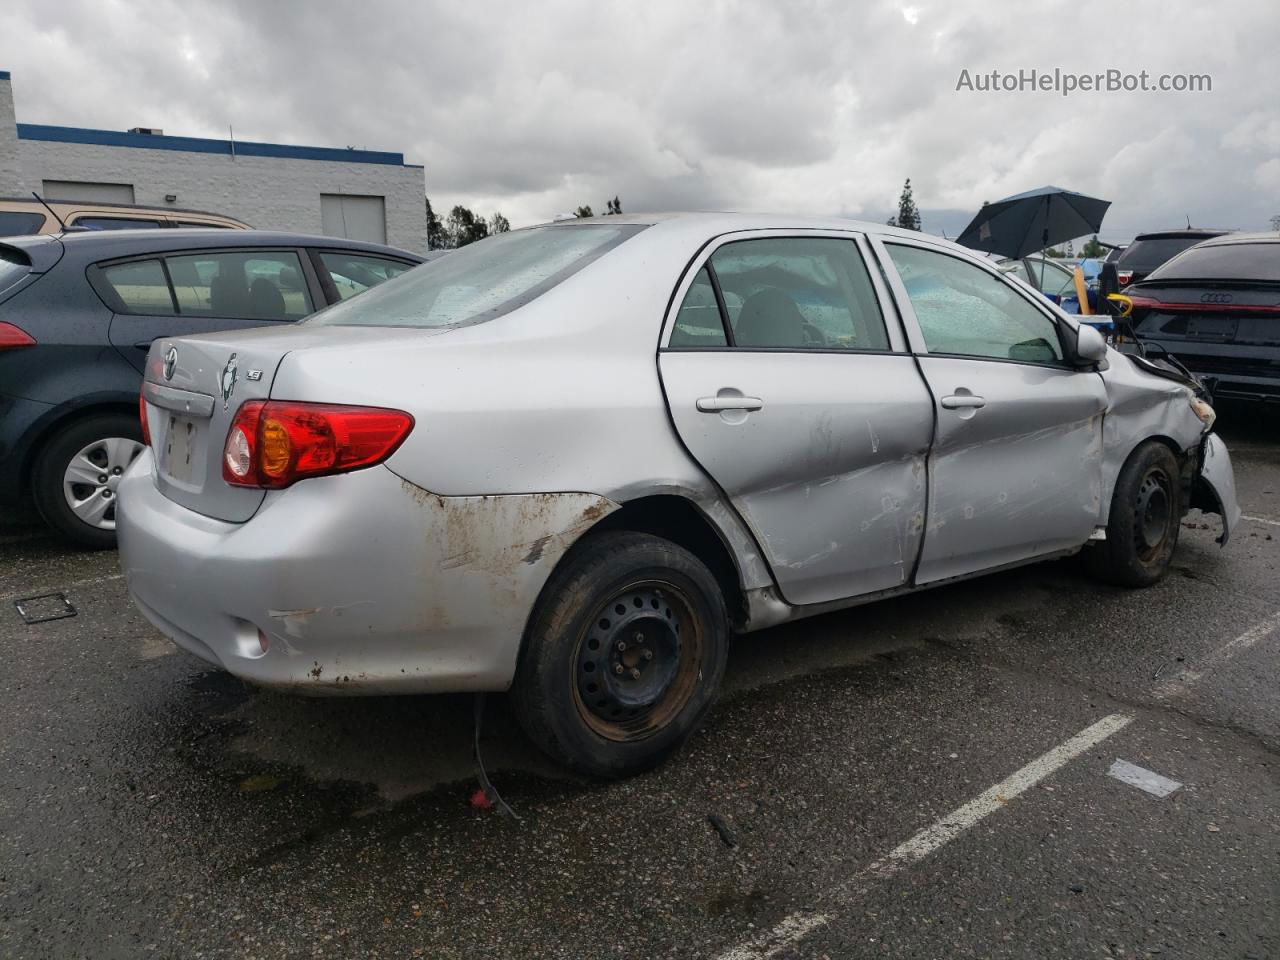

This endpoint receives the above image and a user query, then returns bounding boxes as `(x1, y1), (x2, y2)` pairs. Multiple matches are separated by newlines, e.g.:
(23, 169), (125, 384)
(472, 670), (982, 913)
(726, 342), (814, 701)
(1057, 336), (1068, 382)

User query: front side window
(318, 251), (415, 301)
(886, 243), (1064, 365)
(309, 224), (644, 329)
(99, 259), (175, 315)
(707, 237), (890, 350)
(165, 250), (312, 320)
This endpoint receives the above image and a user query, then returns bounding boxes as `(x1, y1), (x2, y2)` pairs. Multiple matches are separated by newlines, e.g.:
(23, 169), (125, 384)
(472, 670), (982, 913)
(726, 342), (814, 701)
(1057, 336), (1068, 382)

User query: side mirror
(1074, 323), (1108, 365)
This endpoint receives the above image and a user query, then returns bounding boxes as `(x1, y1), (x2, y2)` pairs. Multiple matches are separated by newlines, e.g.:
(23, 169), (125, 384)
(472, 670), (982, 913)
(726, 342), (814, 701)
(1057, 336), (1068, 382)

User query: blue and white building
(0, 70), (427, 254)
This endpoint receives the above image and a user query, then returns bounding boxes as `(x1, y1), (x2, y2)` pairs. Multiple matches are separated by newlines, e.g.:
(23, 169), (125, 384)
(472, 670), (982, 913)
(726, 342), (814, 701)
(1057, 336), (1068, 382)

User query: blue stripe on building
(15, 123), (406, 166)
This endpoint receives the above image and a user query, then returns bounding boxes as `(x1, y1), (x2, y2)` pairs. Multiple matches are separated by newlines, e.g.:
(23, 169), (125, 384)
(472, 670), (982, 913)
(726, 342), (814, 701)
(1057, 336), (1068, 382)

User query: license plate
(162, 414), (198, 484)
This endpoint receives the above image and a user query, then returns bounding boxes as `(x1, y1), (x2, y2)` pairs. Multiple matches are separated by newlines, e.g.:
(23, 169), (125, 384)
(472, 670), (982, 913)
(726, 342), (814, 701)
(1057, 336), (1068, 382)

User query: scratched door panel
(914, 355), (1106, 584)
(659, 350), (933, 606)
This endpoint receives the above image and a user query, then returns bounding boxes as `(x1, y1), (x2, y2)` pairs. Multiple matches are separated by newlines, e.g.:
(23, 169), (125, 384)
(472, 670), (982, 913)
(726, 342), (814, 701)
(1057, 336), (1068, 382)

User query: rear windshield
(0, 211), (46, 237)
(1118, 236), (1216, 272)
(1150, 241), (1280, 283)
(0, 246), (31, 293)
(308, 224), (645, 329)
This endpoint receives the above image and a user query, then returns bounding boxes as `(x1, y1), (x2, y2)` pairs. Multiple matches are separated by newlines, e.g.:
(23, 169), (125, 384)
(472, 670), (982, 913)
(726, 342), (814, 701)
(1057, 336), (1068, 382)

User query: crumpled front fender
(1192, 433), (1242, 546)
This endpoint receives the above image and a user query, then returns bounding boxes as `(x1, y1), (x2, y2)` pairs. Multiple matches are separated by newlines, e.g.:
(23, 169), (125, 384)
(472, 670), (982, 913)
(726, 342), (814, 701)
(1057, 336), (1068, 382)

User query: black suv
(1115, 229), (1230, 286)
(0, 229), (423, 546)
(1123, 233), (1279, 403)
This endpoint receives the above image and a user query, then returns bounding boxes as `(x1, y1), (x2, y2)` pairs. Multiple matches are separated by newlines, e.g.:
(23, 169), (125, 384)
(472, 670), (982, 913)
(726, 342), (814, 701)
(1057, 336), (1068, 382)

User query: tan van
(0, 196), (249, 236)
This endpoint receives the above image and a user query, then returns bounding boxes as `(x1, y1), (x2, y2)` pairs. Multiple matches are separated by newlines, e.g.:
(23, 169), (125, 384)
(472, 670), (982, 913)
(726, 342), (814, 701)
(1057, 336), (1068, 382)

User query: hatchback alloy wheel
(62, 436), (144, 531)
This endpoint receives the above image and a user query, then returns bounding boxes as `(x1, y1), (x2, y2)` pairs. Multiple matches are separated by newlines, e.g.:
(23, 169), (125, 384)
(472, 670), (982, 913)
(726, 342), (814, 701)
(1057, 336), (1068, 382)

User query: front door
(658, 233), (935, 607)
(876, 239), (1107, 585)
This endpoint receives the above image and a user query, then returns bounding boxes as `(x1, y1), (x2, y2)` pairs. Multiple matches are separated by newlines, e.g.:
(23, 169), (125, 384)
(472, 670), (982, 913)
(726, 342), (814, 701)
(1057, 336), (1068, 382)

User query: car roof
(1131, 229), (1231, 241)
(2, 228), (423, 262)
(1190, 231), (1280, 247)
(533, 210), (976, 254)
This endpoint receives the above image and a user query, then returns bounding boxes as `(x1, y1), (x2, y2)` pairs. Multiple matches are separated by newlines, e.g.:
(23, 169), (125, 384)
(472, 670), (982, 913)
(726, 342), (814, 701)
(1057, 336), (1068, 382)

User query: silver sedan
(118, 213), (1240, 776)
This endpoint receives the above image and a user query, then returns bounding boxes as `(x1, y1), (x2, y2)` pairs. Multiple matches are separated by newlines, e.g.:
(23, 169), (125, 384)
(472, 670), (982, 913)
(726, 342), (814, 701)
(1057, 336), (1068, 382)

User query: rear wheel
(511, 531), (729, 778)
(1087, 440), (1181, 587)
(32, 413), (145, 550)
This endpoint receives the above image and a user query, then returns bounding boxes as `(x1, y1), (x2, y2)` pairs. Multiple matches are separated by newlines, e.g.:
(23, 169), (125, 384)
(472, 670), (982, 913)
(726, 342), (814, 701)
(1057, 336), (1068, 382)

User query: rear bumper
(117, 451), (617, 694)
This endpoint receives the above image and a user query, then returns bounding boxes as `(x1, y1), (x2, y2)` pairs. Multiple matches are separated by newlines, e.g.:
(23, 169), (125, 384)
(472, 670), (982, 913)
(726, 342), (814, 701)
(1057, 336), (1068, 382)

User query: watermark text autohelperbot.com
(956, 68), (1211, 96)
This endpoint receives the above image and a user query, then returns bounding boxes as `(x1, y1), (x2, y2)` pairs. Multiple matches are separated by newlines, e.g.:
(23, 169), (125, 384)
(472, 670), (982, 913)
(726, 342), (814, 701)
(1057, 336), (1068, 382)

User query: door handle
(697, 396), (764, 413)
(940, 394), (986, 409)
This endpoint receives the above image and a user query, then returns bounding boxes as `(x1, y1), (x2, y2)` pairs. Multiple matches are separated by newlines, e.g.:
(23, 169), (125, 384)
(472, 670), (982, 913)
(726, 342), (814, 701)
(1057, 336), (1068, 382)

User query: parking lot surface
(1, 406), (1277, 959)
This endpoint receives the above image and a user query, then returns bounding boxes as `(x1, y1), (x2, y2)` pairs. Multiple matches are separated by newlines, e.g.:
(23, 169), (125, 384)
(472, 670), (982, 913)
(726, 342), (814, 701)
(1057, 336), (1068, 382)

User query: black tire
(511, 531), (729, 778)
(31, 412), (145, 550)
(1086, 440), (1181, 587)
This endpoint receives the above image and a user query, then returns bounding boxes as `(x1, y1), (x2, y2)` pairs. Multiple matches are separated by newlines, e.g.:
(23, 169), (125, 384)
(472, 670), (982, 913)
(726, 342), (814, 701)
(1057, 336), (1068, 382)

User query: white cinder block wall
(1, 71), (426, 255)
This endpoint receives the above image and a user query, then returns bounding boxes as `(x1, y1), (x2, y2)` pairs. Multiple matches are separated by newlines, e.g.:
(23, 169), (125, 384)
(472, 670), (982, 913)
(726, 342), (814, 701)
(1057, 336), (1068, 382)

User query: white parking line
(1242, 514), (1280, 527)
(716, 713), (1133, 960)
(1154, 610), (1280, 698)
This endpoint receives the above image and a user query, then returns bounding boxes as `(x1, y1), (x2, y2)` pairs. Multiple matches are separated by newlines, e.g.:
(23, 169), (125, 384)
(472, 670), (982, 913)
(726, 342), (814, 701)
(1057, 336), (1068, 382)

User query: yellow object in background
(1107, 293), (1135, 318)
(1073, 266), (1092, 316)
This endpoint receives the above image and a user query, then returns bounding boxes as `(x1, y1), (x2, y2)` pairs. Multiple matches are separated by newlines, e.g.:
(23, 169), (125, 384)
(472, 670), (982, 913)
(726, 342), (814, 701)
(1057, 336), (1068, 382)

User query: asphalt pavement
(1, 404), (1277, 959)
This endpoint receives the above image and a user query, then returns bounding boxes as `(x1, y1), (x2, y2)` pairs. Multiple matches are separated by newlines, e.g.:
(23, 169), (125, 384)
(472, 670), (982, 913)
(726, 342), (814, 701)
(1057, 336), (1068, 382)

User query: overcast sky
(3, 0), (1277, 242)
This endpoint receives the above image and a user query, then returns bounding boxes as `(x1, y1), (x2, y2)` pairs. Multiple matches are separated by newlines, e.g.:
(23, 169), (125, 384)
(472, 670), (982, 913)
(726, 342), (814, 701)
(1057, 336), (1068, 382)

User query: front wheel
(511, 531), (729, 778)
(1087, 440), (1181, 587)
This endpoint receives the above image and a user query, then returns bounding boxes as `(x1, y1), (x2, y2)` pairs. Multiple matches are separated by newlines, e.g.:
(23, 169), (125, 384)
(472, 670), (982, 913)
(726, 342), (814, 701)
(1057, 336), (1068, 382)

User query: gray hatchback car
(0, 229), (423, 546)
(117, 213), (1240, 777)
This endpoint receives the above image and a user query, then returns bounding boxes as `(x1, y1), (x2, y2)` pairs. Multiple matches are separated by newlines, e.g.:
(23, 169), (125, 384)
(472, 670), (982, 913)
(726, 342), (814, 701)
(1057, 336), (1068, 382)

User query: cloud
(1, 0), (1274, 240)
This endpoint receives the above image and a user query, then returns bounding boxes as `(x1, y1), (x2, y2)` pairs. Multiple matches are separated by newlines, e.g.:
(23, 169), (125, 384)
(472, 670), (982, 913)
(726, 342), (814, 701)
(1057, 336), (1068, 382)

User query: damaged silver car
(117, 213), (1240, 777)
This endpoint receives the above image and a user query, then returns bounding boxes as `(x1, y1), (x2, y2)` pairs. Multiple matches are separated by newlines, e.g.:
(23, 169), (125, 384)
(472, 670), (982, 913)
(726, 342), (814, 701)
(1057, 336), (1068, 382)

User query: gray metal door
(875, 237), (1107, 585)
(658, 232), (935, 607)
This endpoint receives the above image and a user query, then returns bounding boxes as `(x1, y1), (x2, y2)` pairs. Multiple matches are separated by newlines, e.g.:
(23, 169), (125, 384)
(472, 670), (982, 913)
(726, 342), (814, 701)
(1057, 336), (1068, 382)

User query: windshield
(1151, 241), (1280, 283)
(309, 223), (645, 329)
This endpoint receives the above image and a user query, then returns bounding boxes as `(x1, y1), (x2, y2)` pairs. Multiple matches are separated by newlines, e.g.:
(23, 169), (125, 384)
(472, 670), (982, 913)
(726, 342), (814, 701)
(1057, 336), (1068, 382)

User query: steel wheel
(61, 436), (144, 531)
(571, 580), (703, 742)
(1133, 466), (1174, 561)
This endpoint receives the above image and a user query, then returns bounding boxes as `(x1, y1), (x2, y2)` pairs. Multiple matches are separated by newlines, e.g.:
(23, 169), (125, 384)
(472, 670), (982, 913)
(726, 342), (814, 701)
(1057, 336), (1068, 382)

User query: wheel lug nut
(102, 490), (112, 498)
(616, 640), (626, 652)
(98, 475), (107, 484)
(630, 668), (641, 680)
(633, 632), (644, 644)
(614, 664), (624, 675)
(643, 649), (653, 661)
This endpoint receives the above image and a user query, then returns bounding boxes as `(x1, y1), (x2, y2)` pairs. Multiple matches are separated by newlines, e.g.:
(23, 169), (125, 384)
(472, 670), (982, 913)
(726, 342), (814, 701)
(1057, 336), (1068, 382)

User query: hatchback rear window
(0, 211), (46, 236)
(1151, 241), (1280, 283)
(308, 224), (645, 329)
(1118, 236), (1218, 272)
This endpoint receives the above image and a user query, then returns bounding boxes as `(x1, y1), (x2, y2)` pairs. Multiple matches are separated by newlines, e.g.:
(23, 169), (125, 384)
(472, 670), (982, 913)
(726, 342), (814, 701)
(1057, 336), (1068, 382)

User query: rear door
(874, 237), (1106, 584)
(93, 247), (322, 372)
(658, 231), (935, 606)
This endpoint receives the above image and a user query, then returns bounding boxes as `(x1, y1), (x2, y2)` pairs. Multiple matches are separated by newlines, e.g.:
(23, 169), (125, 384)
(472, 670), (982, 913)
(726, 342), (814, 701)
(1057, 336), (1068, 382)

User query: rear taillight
(1117, 270), (1133, 285)
(0, 321), (36, 351)
(139, 389), (151, 446)
(222, 400), (414, 489)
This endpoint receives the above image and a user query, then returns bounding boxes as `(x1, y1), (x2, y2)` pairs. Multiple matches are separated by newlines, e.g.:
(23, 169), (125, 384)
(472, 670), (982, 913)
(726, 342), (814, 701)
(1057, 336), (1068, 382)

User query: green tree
(890, 178), (921, 231)
(575, 205), (594, 218)
(488, 212), (511, 234)
(424, 197), (446, 250)
(1081, 234), (1104, 258)
(445, 205), (489, 248)
(605, 196), (622, 215)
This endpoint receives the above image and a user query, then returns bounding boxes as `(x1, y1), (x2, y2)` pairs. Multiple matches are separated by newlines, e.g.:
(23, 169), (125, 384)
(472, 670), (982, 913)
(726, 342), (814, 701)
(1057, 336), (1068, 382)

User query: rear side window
(317, 251), (415, 301)
(99, 259), (175, 315)
(309, 224), (644, 328)
(74, 216), (163, 230)
(166, 251), (313, 320)
(669, 268), (727, 346)
(886, 243), (1064, 365)
(0, 211), (46, 236)
(0, 246), (31, 293)
(708, 237), (890, 350)
(1151, 242), (1280, 283)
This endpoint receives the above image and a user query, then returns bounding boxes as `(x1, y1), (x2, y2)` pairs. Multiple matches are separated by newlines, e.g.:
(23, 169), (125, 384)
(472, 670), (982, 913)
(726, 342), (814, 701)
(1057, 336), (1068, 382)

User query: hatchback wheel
(1086, 440), (1181, 587)
(511, 531), (729, 778)
(32, 413), (145, 549)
